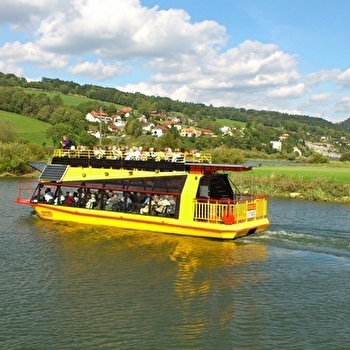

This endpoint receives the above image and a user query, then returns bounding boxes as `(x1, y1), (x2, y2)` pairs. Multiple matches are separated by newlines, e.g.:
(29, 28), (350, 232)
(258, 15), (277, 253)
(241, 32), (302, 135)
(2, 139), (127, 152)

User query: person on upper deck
(61, 135), (71, 150)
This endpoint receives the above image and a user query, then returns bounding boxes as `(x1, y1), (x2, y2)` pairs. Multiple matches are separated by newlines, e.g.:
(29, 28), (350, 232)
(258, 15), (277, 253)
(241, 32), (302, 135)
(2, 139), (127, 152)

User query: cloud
(68, 60), (131, 80)
(305, 69), (340, 86)
(336, 68), (350, 89)
(0, 41), (68, 69)
(335, 95), (350, 114)
(268, 83), (307, 99)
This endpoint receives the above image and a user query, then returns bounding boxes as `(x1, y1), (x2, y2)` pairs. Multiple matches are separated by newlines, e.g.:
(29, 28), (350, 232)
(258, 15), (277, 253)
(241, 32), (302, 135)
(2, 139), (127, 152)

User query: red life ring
(222, 210), (235, 225)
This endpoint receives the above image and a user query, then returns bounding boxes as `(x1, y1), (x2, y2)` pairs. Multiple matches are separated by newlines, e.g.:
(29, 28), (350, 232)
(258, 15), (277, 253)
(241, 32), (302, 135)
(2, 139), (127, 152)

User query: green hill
(0, 110), (53, 145)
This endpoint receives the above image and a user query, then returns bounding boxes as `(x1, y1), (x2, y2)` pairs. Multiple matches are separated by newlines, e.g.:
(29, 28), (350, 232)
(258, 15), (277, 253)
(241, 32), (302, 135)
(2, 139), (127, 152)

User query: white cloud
(336, 68), (350, 89)
(68, 60), (130, 80)
(335, 95), (350, 114)
(268, 83), (307, 99)
(305, 69), (340, 86)
(0, 41), (68, 69)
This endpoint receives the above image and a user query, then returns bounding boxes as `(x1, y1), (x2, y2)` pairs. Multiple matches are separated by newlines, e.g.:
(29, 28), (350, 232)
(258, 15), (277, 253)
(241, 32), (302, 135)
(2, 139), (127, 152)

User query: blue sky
(1, 0), (350, 122)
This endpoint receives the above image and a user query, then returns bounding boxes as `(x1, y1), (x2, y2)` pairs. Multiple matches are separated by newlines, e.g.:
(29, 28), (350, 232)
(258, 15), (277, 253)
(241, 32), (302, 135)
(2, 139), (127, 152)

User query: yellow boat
(15, 149), (269, 240)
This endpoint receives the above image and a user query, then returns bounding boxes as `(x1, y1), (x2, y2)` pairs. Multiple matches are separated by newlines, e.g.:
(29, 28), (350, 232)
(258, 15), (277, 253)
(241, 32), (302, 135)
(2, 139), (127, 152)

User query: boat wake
(239, 229), (350, 261)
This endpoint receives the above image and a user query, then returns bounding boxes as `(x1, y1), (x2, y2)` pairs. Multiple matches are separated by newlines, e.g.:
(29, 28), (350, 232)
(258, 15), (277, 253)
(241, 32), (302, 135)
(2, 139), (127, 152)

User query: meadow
(253, 164), (350, 184)
(0, 110), (52, 145)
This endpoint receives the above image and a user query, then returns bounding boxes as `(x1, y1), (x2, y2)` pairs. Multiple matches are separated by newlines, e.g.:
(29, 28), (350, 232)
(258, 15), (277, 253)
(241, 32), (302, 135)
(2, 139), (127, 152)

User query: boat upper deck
(50, 148), (252, 175)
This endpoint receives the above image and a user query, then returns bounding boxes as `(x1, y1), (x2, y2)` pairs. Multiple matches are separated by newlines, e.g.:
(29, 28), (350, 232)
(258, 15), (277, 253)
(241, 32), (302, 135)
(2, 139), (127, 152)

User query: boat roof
(29, 149), (252, 182)
(50, 156), (252, 174)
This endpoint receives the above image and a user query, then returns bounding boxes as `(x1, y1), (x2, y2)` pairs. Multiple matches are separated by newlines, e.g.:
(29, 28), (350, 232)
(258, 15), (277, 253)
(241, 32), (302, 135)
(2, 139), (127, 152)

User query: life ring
(222, 209), (235, 225)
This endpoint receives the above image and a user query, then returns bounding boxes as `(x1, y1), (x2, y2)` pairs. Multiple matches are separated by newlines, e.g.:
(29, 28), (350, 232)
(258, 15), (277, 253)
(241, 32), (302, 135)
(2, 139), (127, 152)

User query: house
(142, 122), (155, 133)
(152, 125), (168, 137)
(86, 110), (111, 123)
(180, 126), (199, 137)
(197, 128), (214, 137)
(220, 126), (232, 136)
(270, 140), (282, 151)
(117, 107), (133, 116)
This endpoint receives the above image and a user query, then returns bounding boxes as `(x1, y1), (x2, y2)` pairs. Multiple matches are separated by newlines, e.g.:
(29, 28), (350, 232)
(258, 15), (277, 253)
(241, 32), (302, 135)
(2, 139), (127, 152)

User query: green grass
(0, 110), (53, 145)
(252, 164), (350, 184)
(215, 118), (245, 128)
(23, 89), (121, 108)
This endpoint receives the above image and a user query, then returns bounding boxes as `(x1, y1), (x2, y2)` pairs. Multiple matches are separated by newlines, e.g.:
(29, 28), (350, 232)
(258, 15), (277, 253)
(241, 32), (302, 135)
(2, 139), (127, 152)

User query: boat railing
(15, 180), (38, 204)
(53, 149), (212, 163)
(193, 196), (268, 224)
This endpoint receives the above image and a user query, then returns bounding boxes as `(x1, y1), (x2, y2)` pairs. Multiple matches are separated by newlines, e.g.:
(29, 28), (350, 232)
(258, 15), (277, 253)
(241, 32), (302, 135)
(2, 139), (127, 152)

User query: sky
(1, 0), (350, 123)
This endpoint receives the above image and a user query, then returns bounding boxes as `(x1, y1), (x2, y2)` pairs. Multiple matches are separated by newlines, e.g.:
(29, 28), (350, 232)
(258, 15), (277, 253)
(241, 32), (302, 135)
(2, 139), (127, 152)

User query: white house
(270, 140), (282, 151)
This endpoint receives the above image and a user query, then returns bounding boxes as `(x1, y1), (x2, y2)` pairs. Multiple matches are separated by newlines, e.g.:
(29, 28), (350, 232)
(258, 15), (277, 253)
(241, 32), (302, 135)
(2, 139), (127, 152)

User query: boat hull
(30, 203), (269, 240)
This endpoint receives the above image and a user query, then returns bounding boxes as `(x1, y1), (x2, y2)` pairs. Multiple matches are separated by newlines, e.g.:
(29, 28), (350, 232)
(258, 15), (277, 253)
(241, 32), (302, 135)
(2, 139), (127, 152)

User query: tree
(0, 119), (17, 143)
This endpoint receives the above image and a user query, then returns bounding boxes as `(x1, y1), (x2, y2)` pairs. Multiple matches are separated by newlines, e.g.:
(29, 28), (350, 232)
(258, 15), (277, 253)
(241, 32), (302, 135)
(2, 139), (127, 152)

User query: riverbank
(232, 163), (350, 204)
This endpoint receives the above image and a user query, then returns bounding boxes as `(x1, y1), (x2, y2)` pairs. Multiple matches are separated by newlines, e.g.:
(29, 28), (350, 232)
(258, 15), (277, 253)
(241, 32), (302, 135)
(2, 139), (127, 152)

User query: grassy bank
(231, 163), (350, 204)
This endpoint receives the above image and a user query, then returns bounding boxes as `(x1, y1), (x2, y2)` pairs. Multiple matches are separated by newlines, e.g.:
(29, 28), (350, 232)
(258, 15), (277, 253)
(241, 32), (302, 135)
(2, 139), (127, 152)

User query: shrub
(340, 152), (350, 162)
(211, 147), (245, 164)
(0, 142), (47, 175)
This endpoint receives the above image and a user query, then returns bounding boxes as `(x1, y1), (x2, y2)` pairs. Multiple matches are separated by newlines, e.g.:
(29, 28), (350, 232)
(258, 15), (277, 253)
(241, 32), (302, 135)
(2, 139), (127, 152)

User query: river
(1, 178), (350, 350)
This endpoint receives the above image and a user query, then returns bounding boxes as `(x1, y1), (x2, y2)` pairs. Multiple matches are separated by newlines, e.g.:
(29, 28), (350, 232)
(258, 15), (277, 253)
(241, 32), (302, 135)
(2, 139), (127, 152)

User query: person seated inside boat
(155, 195), (171, 215)
(140, 194), (159, 215)
(54, 193), (66, 205)
(78, 191), (87, 207)
(105, 193), (120, 211)
(85, 193), (97, 209)
(94, 191), (106, 210)
(44, 188), (54, 203)
(63, 192), (76, 206)
(111, 193), (132, 212)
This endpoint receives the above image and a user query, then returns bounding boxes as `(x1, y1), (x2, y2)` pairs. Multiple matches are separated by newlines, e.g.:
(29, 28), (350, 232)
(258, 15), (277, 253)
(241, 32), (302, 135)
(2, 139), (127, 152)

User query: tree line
(1, 71), (350, 159)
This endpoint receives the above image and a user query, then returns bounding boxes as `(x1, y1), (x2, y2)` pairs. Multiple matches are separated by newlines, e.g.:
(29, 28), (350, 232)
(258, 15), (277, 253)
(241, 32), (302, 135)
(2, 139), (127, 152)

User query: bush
(340, 152), (350, 162)
(0, 142), (47, 175)
(211, 147), (245, 164)
(308, 152), (329, 164)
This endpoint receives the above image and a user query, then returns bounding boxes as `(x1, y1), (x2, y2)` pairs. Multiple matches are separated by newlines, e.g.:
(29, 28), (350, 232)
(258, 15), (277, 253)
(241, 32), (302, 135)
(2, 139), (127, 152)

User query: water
(1, 179), (350, 349)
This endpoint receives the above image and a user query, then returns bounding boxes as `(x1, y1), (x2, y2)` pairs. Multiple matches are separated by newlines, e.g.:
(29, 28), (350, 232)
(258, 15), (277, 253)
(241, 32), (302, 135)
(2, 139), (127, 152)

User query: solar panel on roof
(40, 164), (68, 182)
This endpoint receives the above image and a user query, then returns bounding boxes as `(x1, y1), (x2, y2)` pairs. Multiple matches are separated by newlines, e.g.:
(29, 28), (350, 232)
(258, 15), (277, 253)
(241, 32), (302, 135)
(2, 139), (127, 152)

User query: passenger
(112, 193), (132, 211)
(44, 188), (54, 203)
(94, 191), (106, 210)
(172, 148), (182, 162)
(155, 195), (171, 214)
(63, 192), (75, 206)
(111, 145), (123, 159)
(61, 135), (71, 150)
(140, 147), (150, 161)
(54, 193), (65, 205)
(85, 193), (97, 209)
(105, 193), (120, 211)
(165, 147), (173, 161)
(140, 194), (158, 215)
(149, 147), (157, 160)
(73, 192), (79, 204)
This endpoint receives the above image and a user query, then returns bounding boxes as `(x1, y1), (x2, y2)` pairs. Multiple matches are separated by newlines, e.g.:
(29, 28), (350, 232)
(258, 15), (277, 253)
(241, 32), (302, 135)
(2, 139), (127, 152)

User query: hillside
(1, 72), (350, 157)
(0, 110), (52, 145)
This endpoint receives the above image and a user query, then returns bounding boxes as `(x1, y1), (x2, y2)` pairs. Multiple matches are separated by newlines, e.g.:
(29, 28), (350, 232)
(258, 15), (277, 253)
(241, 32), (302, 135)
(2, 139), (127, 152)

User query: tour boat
(15, 149), (269, 240)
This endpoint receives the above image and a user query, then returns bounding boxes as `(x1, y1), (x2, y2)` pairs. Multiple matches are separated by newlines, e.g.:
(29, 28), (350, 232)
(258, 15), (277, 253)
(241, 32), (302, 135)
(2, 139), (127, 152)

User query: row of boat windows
(33, 185), (179, 218)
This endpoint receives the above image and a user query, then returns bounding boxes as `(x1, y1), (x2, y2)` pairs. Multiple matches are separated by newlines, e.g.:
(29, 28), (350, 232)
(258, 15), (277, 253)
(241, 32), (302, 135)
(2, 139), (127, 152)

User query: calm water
(1, 178), (350, 350)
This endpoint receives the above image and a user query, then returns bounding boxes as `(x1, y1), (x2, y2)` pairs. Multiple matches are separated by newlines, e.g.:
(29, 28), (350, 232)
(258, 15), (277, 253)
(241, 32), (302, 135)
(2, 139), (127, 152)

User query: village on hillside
(85, 108), (342, 159)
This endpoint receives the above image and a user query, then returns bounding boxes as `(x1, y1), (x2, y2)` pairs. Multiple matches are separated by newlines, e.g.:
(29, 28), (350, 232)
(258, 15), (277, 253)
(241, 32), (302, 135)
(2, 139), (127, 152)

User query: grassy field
(252, 164), (350, 184)
(0, 110), (52, 145)
(23, 89), (123, 108)
(215, 118), (245, 128)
